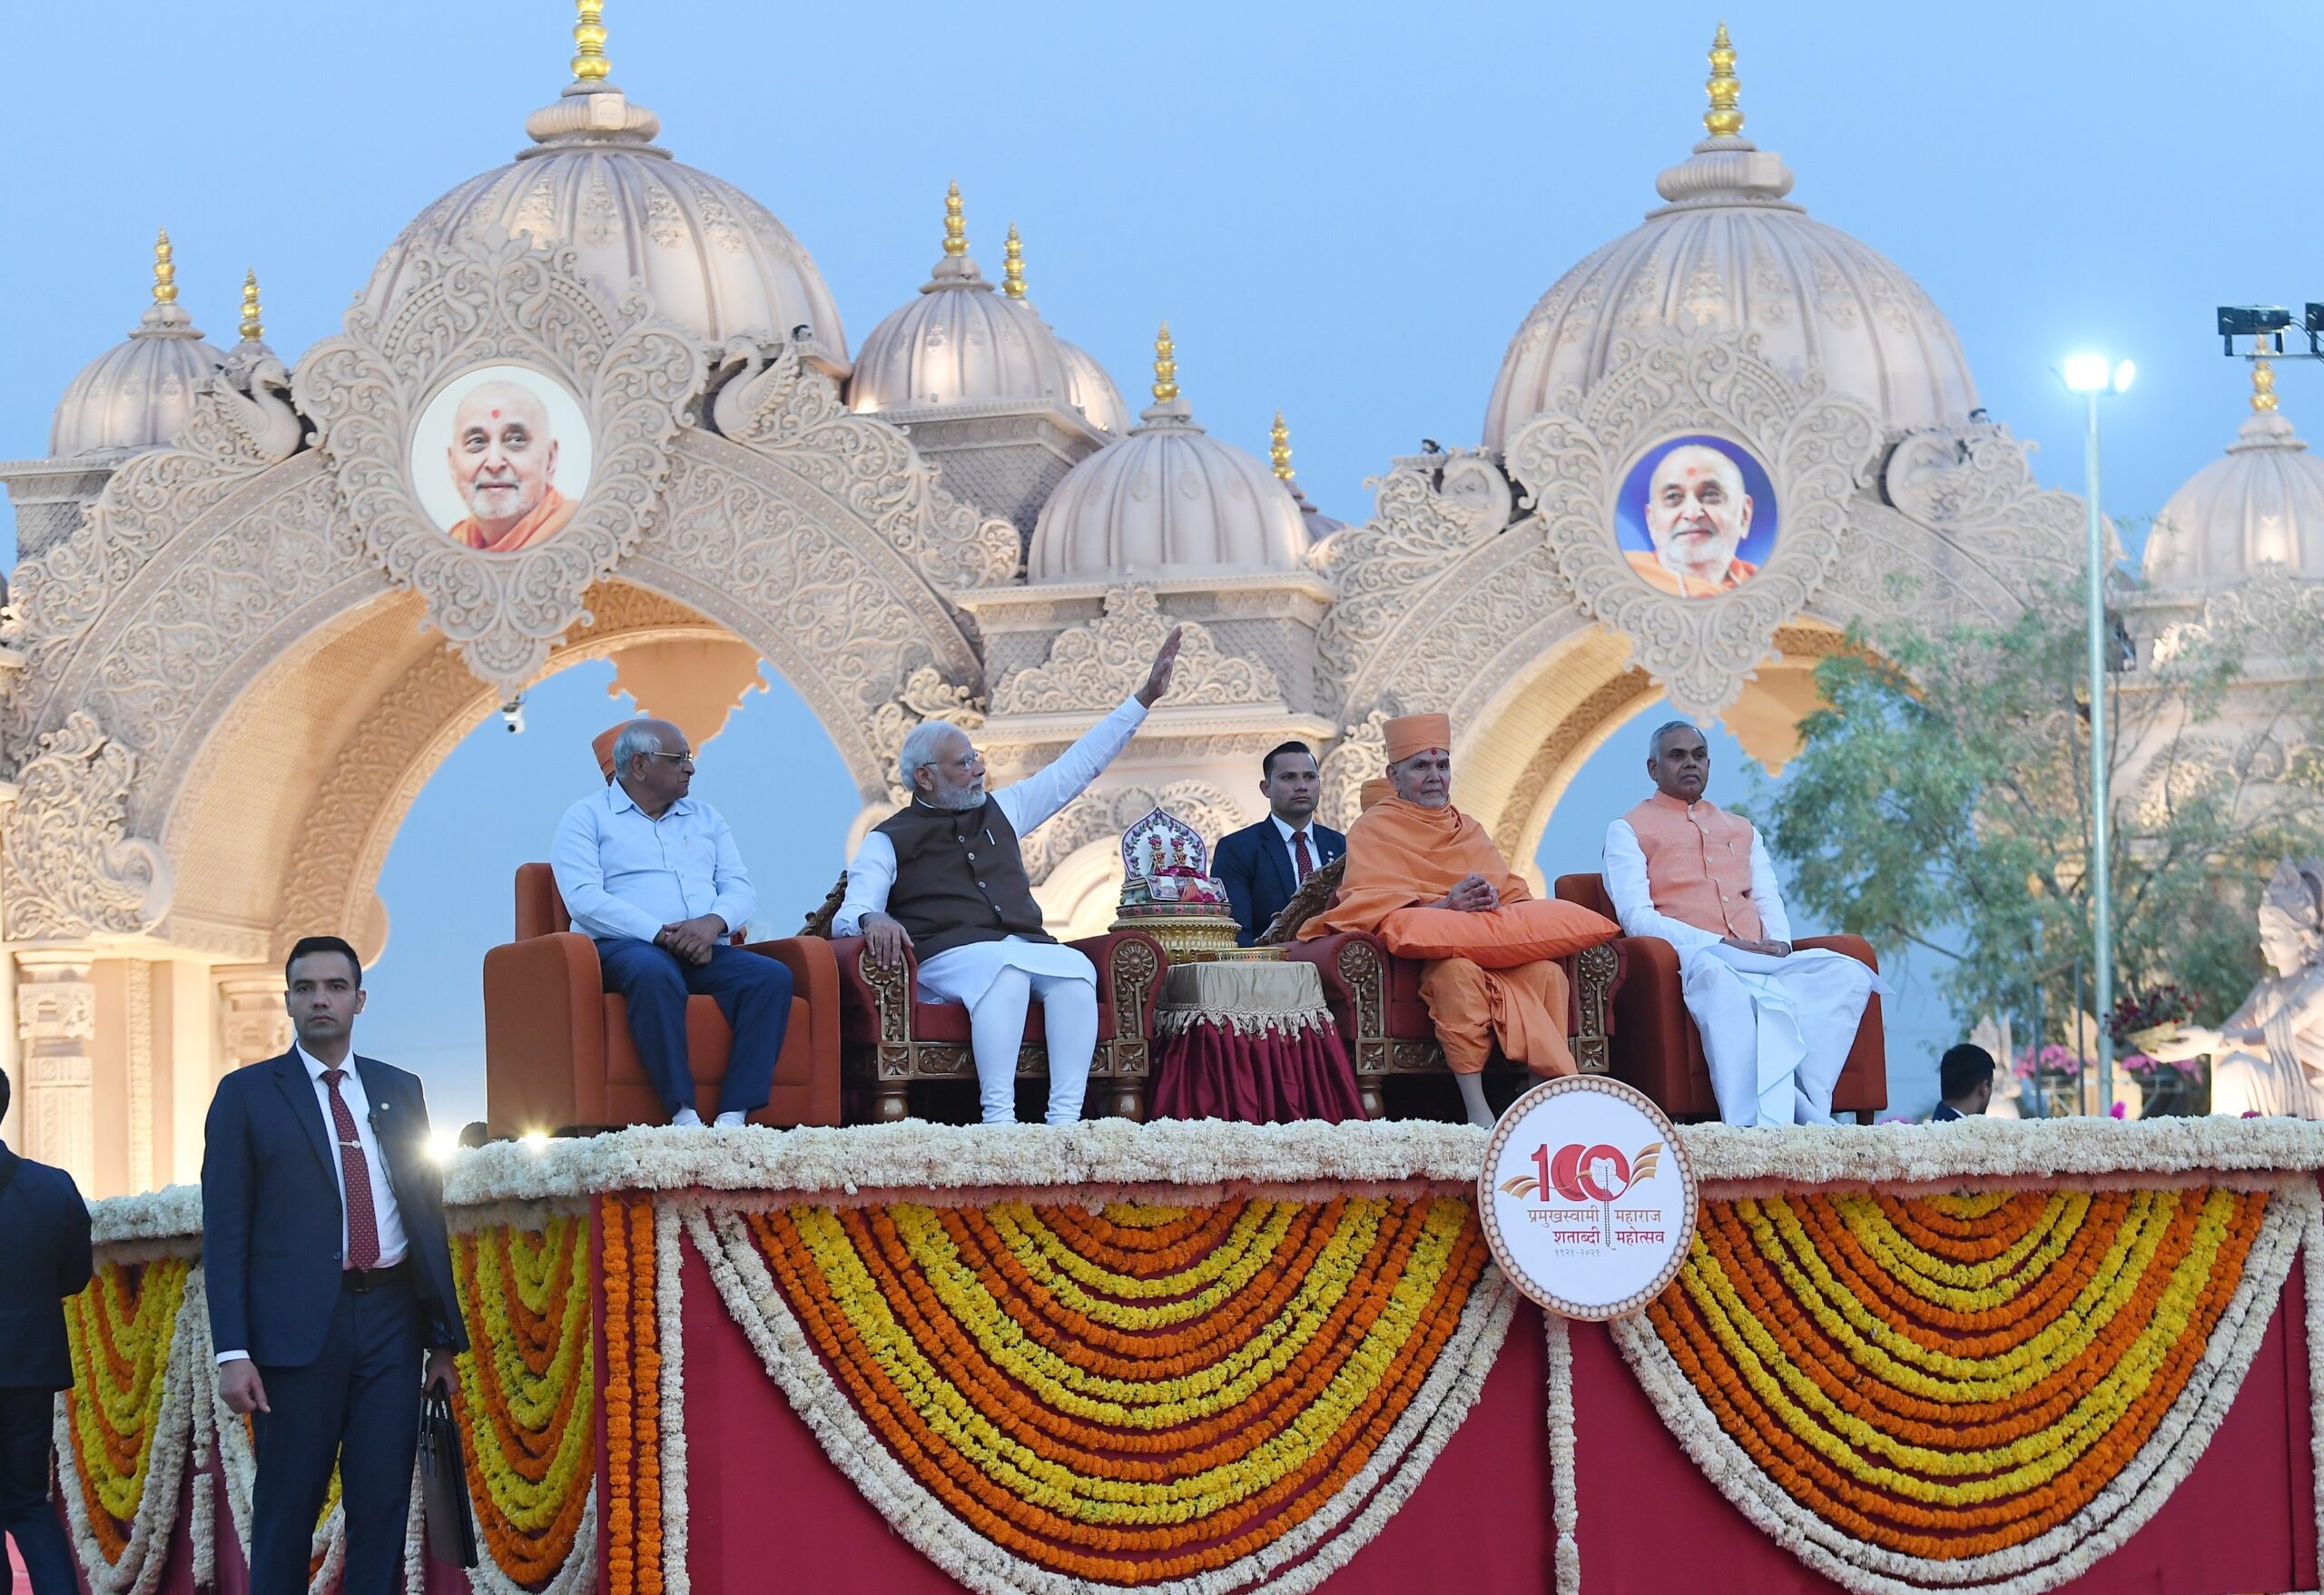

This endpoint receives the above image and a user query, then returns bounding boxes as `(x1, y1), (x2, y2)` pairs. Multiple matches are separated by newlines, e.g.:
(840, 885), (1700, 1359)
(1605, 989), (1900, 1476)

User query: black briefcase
(418, 1386), (478, 1569)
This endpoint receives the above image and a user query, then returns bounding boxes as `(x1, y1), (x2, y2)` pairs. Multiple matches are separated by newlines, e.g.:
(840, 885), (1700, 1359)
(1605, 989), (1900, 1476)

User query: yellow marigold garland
(59, 1256), (190, 1562)
(448, 1214), (596, 1583)
(743, 1195), (1487, 1583)
(1644, 1186), (2271, 1560)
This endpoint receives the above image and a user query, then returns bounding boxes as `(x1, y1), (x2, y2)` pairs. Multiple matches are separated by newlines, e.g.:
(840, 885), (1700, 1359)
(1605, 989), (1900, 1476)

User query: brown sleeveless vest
(873, 799), (1055, 960)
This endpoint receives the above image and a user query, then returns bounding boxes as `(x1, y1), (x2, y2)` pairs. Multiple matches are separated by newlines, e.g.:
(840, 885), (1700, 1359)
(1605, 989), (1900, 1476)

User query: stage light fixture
(2218, 305), (2292, 354)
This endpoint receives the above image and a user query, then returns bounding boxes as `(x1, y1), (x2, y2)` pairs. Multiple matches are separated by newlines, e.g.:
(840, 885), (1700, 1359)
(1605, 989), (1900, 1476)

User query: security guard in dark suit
(0, 1065), (94, 1594)
(1216, 742), (1346, 946)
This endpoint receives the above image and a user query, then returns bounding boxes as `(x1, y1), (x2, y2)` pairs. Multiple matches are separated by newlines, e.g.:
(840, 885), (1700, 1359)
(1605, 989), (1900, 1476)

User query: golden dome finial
(238, 270), (264, 342)
(572, 0), (610, 82)
(152, 227), (178, 306)
(1270, 410), (1294, 479)
(1002, 223), (1026, 300)
(943, 182), (968, 259)
(1704, 21), (1744, 139)
(2253, 351), (2280, 414)
(1152, 321), (1178, 403)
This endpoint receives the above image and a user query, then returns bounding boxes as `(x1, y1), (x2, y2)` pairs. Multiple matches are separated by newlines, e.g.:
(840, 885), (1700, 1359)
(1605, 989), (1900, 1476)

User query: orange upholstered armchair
(484, 863), (841, 1135)
(1551, 873), (1886, 1122)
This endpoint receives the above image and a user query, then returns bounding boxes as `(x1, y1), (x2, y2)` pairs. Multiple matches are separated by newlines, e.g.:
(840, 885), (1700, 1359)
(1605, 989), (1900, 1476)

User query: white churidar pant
(1679, 944), (1879, 1126)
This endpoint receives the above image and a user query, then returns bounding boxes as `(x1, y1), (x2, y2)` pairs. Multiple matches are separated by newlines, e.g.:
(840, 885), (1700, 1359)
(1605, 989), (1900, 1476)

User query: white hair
(898, 719), (968, 793)
(611, 720), (668, 774)
(1647, 719), (1702, 759)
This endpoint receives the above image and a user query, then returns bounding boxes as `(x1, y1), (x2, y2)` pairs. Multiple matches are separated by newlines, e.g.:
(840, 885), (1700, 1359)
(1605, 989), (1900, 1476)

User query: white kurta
(1603, 817), (1886, 1127)
(834, 695), (1149, 1006)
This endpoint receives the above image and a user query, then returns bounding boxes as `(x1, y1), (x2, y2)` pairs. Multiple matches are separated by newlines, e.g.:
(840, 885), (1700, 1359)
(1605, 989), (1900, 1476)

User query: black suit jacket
(1216, 818), (1347, 947)
(0, 1142), (94, 1391)
(201, 1050), (467, 1368)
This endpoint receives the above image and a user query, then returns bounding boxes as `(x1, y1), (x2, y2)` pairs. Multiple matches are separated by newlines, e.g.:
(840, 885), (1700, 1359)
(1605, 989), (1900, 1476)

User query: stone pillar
(215, 964), (290, 1075)
(15, 949), (95, 1191)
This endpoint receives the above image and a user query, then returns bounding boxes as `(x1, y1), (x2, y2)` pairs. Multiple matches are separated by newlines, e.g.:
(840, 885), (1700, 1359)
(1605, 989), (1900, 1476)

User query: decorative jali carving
(1316, 710), (1392, 833)
(2153, 565), (2324, 666)
(1502, 329), (1883, 719)
(1310, 453), (1515, 703)
(993, 586), (1280, 715)
(295, 232), (704, 696)
(706, 333), (1019, 596)
(2, 712), (171, 940)
(15, 950), (94, 1189)
(867, 666), (988, 802)
(1019, 781), (1245, 885)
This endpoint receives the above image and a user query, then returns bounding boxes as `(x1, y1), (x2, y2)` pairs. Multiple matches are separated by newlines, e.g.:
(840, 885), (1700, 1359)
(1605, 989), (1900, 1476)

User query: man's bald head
(448, 379), (559, 538)
(1643, 443), (1751, 584)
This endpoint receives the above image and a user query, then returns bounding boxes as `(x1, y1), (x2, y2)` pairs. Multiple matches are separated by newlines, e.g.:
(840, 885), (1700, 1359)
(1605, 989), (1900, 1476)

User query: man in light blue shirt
(550, 718), (790, 1127)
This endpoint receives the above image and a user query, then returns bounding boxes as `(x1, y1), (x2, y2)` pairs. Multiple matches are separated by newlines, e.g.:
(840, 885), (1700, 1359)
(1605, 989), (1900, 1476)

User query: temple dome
(1482, 27), (1976, 449)
(362, 57), (846, 357)
(1056, 338), (1130, 437)
(847, 194), (1074, 414)
(2145, 362), (2324, 590)
(1028, 327), (1309, 583)
(51, 231), (226, 458)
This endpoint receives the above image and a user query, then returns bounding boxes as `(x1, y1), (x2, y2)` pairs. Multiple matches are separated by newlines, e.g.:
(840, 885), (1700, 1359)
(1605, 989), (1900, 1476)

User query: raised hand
(1136, 626), (1185, 708)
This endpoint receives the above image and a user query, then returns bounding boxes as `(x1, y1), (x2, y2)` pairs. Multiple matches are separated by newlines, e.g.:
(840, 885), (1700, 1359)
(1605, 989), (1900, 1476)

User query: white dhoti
(918, 935), (1098, 1126)
(1679, 944), (1884, 1126)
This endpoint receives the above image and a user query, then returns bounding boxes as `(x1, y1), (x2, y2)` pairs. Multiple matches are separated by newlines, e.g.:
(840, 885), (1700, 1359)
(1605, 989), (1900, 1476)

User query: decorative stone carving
(2153, 564), (2324, 666)
(2, 712), (171, 940)
(1502, 329), (1883, 718)
(1316, 710), (1392, 833)
(15, 950), (94, 1190)
(295, 231), (705, 696)
(707, 334), (1020, 596)
(203, 356), (308, 464)
(1019, 781), (1245, 885)
(1310, 453), (1514, 701)
(867, 666), (989, 801)
(124, 960), (155, 1195)
(216, 964), (292, 1073)
(992, 586), (1280, 715)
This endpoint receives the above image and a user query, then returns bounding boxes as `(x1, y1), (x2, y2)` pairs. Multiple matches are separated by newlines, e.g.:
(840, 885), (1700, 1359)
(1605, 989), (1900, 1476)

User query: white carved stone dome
(51, 231), (226, 458)
(1482, 33), (1976, 448)
(362, 77), (847, 356)
(847, 193), (1073, 413)
(2145, 367), (2324, 590)
(1056, 337), (1130, 436)
(1028, 330), (1309, 582)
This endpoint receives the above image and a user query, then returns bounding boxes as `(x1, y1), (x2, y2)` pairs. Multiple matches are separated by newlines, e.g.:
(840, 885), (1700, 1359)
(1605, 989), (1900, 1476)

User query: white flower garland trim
(655, 1199), (691, 1595)
(52, 1269), (202, 1595)
(2305, 1191), (2324, 1586)
(679, 1199), (1514, 1595)
(87, 1119), (2324, 1245)
(1545, 1314), (1580, 1595)
(402, 1466), (600, 1595)
(1606, 1177), (2316, 1595)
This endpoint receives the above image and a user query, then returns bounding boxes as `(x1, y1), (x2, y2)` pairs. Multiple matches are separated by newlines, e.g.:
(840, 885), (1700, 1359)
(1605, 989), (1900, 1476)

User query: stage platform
(44, 1117), (2324, 1595)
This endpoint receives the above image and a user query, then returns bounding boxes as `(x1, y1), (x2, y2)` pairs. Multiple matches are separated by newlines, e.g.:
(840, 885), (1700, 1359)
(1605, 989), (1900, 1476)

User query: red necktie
(321, 1069), (382, 1271)
(1293, 830), (1315, 882)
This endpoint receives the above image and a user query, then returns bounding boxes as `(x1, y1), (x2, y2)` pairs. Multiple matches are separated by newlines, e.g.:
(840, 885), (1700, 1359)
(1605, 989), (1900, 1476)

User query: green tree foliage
(1754, 587), (2324, 1038)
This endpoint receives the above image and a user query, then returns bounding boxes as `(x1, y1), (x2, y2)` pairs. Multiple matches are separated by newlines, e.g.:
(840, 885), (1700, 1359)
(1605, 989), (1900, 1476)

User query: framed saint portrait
(1613, 434), (1778, 599)
(409, 365), (595, 554)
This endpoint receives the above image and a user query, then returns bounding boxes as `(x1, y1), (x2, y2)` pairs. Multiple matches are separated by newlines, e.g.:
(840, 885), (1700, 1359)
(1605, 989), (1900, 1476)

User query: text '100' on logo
(1478, 1076), (1698, 1321)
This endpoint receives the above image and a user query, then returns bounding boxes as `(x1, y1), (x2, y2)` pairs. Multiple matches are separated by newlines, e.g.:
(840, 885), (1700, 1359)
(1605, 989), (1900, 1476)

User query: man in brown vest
(1602, 720), (1880, 1125)
(835, 631), (1184, 1123)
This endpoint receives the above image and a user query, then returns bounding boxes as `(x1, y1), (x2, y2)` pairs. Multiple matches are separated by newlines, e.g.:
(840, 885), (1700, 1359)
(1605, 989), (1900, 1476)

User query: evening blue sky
(3, 2), (2311, 1127)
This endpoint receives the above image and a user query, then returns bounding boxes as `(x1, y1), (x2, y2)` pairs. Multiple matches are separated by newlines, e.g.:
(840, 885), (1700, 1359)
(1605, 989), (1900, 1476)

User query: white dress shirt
(551, 783), (757, 944)
(1270, 813), (1324, 882)
(834, 696), (1148, 1005)
(1601, 816), (1793, 951)
(215, 1044), (408, 1365)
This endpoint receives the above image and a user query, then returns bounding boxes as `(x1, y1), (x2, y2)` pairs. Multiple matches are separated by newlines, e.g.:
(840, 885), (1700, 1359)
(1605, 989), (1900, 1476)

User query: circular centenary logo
(409, 363), (595, 555)
(1613, 431), (1778, 601)
(1478, 1075), (1698, 1320)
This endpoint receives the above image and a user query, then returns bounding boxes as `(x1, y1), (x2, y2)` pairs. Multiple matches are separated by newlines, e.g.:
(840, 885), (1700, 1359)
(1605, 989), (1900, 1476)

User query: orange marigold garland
(601, 1194), (665, 1595)
(694, 1195), (1507, 1590)
(1616, 1183), (2313, 1593)
(55, 1255), (198, 1592)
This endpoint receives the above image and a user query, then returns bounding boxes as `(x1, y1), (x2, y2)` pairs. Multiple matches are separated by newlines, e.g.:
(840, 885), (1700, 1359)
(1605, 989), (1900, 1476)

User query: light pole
(2061, 352), (2133, 1115)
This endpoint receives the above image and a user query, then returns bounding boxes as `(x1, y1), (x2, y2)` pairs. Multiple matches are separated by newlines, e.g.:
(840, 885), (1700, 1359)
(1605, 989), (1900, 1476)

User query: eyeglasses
(639, 752), (695, 769)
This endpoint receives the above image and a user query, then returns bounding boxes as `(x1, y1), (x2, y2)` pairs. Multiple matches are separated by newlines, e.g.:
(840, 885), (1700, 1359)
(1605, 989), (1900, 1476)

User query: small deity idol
(2148, 858), (2324, 1117)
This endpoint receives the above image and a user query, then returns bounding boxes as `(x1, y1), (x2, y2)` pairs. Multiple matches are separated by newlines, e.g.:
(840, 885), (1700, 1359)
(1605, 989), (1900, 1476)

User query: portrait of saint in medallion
(1614, 434), (1778, 599)
(410, 365), (594, 553)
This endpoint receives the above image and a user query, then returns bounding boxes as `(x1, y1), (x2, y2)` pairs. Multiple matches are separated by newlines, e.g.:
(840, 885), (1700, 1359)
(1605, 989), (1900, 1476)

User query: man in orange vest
(1602, 720), (1881, 1125)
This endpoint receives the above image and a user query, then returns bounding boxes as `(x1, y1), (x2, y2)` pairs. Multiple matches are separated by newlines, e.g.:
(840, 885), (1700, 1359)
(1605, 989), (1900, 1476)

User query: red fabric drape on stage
(1148, 1021), (1366, 1124)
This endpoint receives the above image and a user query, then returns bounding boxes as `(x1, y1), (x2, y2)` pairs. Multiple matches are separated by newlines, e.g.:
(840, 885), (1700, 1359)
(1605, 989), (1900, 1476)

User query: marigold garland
(59, 1256), (191, 1564)
(735, 1195), (1487, 1585)
(1641, 1187), (2273, 1564)
(602, 1194), (665, 1595)
(448, 1214), (596, 1586)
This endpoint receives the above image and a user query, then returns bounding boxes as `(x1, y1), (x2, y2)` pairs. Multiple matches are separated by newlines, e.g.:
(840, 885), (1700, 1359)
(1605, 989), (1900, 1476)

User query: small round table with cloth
(1147, 960), (1366, 1123)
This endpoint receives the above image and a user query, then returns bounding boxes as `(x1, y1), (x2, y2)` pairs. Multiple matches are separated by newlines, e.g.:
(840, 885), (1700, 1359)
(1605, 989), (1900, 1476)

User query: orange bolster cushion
(1379, 899), (1619, 968)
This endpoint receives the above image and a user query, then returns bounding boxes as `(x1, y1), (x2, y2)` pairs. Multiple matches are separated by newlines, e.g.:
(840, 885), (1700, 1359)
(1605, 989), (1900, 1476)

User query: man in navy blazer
(1216, 742), (1347, 947)
(202, 936), (466, 1594)
(0, 1068), (93, 1594)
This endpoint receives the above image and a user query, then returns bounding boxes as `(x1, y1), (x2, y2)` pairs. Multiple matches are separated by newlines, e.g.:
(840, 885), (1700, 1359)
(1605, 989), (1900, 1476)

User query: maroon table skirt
(1147, 959), (1367, 1128)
